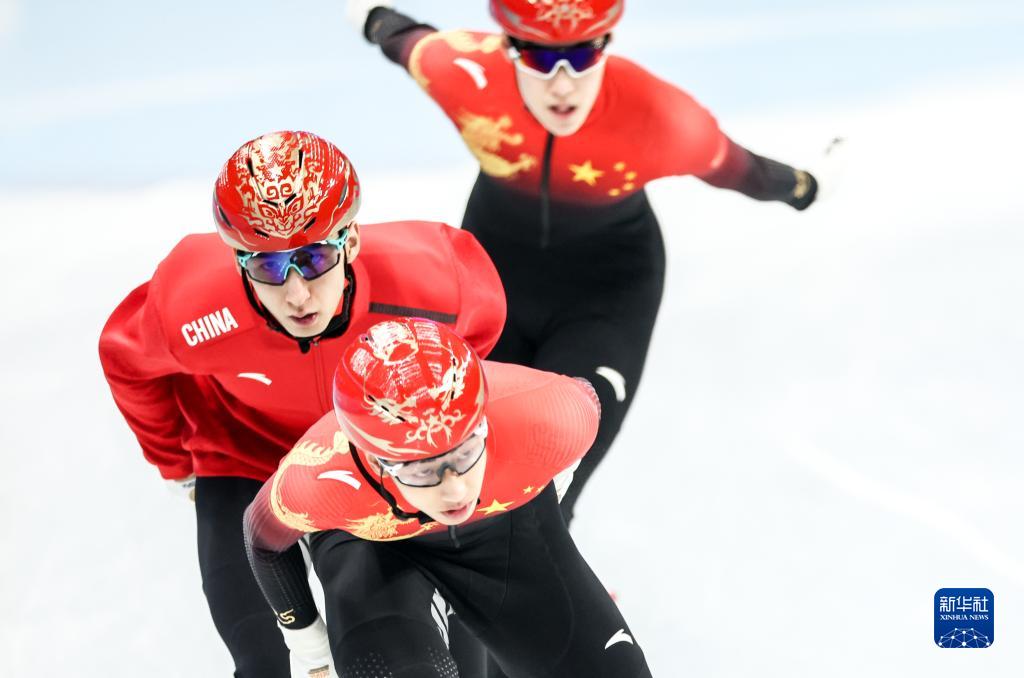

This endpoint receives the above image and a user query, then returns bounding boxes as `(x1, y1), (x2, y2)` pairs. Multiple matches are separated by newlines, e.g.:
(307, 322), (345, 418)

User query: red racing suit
(243, 361), (600, 622)
(387, 28), (812, 208)
(99, 221), (506, 481)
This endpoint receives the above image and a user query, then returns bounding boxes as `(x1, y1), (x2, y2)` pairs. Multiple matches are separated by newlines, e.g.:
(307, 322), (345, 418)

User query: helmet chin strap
(240, 260), (356, 354)
(349, 443), (434, 525)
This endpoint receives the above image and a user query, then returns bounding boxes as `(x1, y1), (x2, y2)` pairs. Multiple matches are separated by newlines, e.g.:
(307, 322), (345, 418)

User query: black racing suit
(463, 177), (666, 523)
(196, 477), (292, 677)
(361, 8), (817, 524)
(248, 485), (652, 678)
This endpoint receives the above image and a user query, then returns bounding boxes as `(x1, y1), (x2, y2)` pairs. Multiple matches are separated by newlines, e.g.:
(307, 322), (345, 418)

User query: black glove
(787, 170), (818, 211)
(365, 6), (421, 44)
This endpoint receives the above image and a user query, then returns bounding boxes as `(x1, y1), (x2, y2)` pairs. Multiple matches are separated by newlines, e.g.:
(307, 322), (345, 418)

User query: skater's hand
(787, 169), (818, 211)
(279, 617), (338, 678)
(808, 136), (849, 205)
(346, 0), (393, 37)
(165, 473), (196, 502)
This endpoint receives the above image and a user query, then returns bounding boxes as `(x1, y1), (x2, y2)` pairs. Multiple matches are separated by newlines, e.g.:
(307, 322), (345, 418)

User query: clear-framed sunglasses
(376, 419), (489, 488)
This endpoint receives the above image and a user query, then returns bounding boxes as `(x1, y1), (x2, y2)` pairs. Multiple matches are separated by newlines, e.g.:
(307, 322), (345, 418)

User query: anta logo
(181, 307), (239, 347)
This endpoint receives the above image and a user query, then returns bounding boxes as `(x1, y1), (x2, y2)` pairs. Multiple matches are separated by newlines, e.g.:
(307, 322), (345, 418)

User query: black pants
(196, 476), (491, 677)
(308, 486), (652, 678)
(464, 177), (667, 523)
(196, 476), (291, 677)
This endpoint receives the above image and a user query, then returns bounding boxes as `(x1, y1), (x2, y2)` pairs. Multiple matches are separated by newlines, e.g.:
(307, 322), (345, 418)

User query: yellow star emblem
(569, 160), (604, 186)
(522, 486), (535, 494)
(477, 498), (515, 515)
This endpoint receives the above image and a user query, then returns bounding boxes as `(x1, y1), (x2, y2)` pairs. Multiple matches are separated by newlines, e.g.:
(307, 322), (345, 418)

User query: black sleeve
(242, 481), (321, 629)
(699, 138), (818, 211)
(362, 6), (438, 67)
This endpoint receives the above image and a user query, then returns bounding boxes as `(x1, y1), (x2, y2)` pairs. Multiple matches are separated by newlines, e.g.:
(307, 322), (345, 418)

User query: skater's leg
(425, 487), (653, 678)
(532, 311), (659, 524)
(309, 532), (472, 677)
(196, 476), (292, 678)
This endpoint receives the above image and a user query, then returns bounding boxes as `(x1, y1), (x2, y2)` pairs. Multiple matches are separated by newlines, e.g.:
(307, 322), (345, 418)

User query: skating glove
(787, 169), (818, 211)
(787, 137), (849, 209)
(279, 616), (338, 678)
(164, 473), (196, 502)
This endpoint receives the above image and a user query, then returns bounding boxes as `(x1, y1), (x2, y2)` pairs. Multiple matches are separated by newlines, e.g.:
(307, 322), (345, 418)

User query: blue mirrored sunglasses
(236, 229), (350, 285)
(508, 36), (609, 79)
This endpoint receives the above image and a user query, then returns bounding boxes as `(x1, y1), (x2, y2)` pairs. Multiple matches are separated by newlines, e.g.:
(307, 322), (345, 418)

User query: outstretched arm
(699, 138), (818, 211)
(652, 78), (819, 211)
(348, 2), (437, 68)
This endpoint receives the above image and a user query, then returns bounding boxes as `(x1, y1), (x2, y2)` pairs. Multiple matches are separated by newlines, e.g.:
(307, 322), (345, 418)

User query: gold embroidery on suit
(457, 111), (538, 178)
(409, 31), (504, 89)
(270, 434), (349, 532)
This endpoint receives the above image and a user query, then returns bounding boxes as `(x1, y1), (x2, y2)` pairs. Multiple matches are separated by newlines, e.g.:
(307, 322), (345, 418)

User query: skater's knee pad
(334, 616), (459, 678)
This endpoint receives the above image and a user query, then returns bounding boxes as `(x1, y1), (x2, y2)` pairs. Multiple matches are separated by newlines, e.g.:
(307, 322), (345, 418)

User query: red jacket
(99, 221), (506, 481)
(246, 361), (600, 549)
(405, 30), (735, 205)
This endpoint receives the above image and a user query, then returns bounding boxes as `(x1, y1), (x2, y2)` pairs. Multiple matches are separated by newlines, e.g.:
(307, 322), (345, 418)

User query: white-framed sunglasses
(507, 35), (610, 80)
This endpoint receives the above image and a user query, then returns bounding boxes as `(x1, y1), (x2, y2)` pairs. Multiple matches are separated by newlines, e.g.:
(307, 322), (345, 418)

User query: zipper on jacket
(539, 132), (555, 249)
(448, 524), (461, 549)
(311, 339), (330, 413)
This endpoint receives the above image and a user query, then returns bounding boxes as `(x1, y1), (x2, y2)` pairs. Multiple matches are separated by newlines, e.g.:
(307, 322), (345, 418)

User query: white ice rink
(2, 73), (1023, 676)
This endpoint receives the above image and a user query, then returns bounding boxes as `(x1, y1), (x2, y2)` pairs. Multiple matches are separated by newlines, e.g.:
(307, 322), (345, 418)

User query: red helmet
(333, 318), (488, 461)
(490, 0), (623, 44)
(213, 130), (361, 252)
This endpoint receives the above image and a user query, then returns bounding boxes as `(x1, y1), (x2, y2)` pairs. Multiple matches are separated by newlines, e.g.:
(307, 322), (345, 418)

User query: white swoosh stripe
(453, 58), (488, 89)
(237, 372), (272, 386)
(316, 470), (361, 490)
(605, 629), (634, 650)
(595, 366), (627, 403)
(431, 589), (450, 647)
